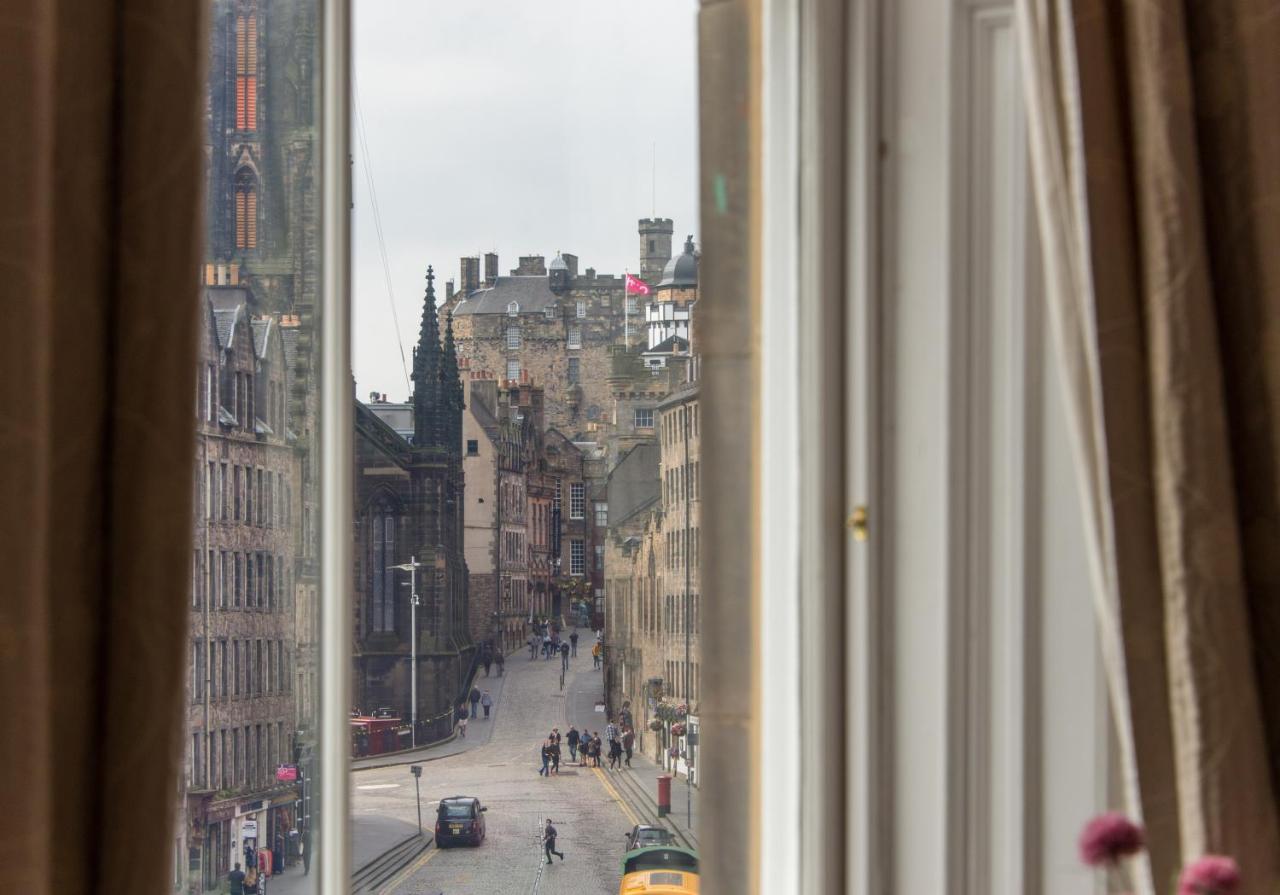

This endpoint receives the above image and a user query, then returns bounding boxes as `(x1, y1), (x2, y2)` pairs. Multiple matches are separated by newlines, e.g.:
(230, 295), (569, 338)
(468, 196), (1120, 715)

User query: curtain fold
(0, 1), (206, 892)
(1019, 0), (1280, 891)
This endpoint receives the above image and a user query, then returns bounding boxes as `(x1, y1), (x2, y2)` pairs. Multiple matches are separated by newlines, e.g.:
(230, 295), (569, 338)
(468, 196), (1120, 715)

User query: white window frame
(567, 325), (582, 349)
(569, 482), (585, 519)
(576, 299), (587, 318)
(506, 325), (521, 350)
(507, 300), (520, 317)
(544, 304), (557, 320)
(634, 407), (654, 429)
(570, 538), (585, 576)
(506, 359), (520, 382)
(594, 501), (608, 528)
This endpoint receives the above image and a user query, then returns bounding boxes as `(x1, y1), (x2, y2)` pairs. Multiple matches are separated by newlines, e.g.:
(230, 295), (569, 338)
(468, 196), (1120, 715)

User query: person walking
(481, 689), (493, 718)
(543, 819), (565, 862)
(591, 733), (603, 767)
(529, 634), (538, 659)
(560, 641), (570, 670)
(301, 828), (311, 876)
(570, 630), (579, 656)
(469, 685), (481, 720)
(539, 740), (551, 776)
(543, 632), (552, 659)
(228, 864), (246, 895)
(482, 648), (492, 677)
(608, 736), (623, 769)
(566, 726), (580, 763)
(457, 710), (468, 738)
(622, 727), (635, 768)
(550, 739), (561, 775)
(591, 641), (602, 669)
(495, 650), (505, 677)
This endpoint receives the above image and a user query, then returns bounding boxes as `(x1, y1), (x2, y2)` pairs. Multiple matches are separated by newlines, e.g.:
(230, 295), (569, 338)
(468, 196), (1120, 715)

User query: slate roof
(212, 307), (241, 350)
(452, 276), (559, 316)
(205, 287), (253, 349)
(251, 318), (274, 359)
(643, 335), (689, 356)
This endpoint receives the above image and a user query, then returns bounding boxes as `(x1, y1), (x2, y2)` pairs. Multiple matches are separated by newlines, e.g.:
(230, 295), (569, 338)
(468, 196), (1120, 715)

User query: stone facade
(353, 269), (471, 744)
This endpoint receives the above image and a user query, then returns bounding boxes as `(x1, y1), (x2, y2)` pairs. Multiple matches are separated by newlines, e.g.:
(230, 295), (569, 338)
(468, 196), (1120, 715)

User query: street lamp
(389, 556), (423, 748)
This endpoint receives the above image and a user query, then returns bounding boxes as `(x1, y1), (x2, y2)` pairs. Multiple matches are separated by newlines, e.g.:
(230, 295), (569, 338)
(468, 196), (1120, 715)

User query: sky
(352, 0), (701, 400)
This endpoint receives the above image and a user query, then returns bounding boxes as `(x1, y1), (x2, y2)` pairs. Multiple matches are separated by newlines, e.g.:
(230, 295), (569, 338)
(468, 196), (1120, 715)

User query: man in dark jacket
(228, 864), (246, 895)
(543, 818), (565, 862)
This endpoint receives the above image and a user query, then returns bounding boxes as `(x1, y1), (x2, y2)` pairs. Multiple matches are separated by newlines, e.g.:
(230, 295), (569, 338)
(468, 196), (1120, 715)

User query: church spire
(412, 265), (441, 447)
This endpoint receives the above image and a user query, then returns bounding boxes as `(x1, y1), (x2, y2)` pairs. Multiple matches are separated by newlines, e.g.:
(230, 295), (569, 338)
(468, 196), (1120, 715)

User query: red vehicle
(349, 715), (405, 757)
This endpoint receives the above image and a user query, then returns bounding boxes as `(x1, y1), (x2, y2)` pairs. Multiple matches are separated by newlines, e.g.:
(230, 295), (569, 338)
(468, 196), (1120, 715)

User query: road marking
(378, 842), (439, 895)
(356, 783), (401, 790)
(593, 767), (641, 827)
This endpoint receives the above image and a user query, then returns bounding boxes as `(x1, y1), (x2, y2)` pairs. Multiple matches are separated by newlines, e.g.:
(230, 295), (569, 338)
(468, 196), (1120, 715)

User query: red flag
(625, 273), (651, 296)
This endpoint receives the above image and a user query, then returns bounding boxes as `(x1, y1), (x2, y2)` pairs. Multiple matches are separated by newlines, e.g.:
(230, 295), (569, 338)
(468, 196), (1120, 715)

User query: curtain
(0, 1), (207, 892)
(1019, 0), (1280, 891)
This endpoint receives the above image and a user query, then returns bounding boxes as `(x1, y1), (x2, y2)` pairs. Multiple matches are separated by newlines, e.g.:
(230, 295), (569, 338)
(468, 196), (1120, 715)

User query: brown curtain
(1020, 0), (1280, 891)
(0, 1), (207, 892)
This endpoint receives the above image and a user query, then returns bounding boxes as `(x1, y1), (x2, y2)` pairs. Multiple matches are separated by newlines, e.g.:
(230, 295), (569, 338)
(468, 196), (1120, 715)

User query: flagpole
(624, 269), (630, 347)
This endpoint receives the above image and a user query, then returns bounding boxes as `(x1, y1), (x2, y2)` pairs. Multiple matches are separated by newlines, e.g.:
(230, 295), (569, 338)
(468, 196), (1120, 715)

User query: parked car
(435, 796), (487, 847)
(625, 824), (676, 851)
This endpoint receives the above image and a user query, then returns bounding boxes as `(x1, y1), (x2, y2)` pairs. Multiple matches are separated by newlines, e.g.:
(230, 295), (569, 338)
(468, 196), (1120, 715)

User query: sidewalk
(263, 815), (419, 895)
(563, 665), (701, 849)
(351, 660), (511, 771)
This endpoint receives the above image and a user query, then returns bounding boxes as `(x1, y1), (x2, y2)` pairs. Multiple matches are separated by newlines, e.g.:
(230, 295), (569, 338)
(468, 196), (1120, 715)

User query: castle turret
(638, 217), (673, 284)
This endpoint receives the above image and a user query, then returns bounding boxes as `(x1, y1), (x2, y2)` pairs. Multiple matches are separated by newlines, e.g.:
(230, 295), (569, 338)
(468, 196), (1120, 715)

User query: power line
(353, 80), (412, 398)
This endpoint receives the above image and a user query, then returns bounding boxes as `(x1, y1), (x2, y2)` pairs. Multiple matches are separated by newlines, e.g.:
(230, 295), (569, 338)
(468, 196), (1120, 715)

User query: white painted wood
(848, 0), (1112, 892)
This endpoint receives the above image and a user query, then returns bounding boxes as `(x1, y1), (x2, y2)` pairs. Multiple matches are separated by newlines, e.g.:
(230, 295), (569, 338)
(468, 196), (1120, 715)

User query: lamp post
(389, 556), (423, 748)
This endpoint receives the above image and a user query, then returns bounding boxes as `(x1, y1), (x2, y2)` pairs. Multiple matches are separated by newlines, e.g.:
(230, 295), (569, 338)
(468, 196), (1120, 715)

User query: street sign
(410, 765), (422, 778)
(275, 764), (298, 782)
(241, 819), (258, 839)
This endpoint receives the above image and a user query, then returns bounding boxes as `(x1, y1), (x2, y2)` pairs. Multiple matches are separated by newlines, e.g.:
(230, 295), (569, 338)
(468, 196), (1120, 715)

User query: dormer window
(544, 305), (557, 320)
(507, 301), (519, 317)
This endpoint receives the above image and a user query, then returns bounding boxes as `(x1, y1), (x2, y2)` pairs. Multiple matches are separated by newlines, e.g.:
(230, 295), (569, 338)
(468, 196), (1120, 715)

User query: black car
(435, 796), (488, 847)
(625, 823), (675, 851)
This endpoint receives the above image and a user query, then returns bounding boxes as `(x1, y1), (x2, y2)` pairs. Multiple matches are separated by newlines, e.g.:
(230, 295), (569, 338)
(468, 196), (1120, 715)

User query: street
(353, 646), (637, 894)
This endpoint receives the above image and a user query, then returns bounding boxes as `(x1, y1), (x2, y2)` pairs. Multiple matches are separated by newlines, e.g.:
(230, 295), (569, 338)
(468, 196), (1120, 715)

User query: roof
(644, 335), (689, 356)
(657, 381), (700, 411)
(549, 254), (568, 271)
(453, 275), (559, 315)
(658, 235), (698, 287)
(251, 318), (272, 358)
(212, 307), (241, 350)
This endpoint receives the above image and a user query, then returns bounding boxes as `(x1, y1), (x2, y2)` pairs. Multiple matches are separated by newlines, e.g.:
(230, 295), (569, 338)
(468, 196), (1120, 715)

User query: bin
(657, 774), (672, 817)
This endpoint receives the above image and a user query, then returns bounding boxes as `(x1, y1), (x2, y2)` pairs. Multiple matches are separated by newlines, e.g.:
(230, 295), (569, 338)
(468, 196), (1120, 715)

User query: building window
(466, 439), (479, 456)
(370, 507), (396, 633)
(594, 501), (608, 528)
(595, 544), (604, 572)
(634, 407), (654, 429)
(567, 356), (580, 384)
(506, 325), (521, 349)
(234, 168), (258, 250)
(544, 305), (557, 320)
(576, 299), (587, 318)
(507, 301), (519, 317)
(506, 359), (520, 382)
(234, 12), (258, 132)
(626, 296), (638, 314)
(567, 326), (582, 349)
(570, 539), (585, 576)
(570, 482), (585, 519)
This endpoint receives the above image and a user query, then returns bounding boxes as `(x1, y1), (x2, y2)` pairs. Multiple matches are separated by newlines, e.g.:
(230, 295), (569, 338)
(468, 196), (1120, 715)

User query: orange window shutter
(247, 16), (258, 73)
(236, 77), (247, 130)
(246, 75), (257, 130)
(236, 16), (246, 73)
(246, 191), (258, 249)
(235, 191), (247, 248)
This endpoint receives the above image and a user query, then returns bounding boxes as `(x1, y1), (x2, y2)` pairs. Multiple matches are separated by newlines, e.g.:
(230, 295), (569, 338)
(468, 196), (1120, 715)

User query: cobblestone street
(353, 648), (641, 894)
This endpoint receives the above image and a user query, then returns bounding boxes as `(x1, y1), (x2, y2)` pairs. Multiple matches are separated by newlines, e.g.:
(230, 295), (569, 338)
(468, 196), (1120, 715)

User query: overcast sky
(352, 0), (700, 400)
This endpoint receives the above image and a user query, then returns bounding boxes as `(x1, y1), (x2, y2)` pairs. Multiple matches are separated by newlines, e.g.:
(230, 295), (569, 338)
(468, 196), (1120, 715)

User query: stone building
(187, 286), (303, 891)
(352, 268), (472, 743)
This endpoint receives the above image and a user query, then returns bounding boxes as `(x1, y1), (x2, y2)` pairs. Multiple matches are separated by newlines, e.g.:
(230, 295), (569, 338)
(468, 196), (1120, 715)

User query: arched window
(234, 9), (259, 132)
(369, 504), (396, 633)
(234, 168), (258, 250)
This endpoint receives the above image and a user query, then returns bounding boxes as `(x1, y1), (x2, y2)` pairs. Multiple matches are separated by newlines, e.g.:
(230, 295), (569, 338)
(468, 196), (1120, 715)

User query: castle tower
(638, 217), (674, 284)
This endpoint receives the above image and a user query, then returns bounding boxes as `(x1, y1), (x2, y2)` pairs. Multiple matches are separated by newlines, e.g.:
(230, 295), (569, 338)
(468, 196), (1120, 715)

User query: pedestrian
(620, 701), (634, 730)
(566, 726), (580, 762)
(543, 819), (565, 862)
(301, 828), (312, 876)
(591, 734), (602, 767)
(622, 727), (635, 767)
(481, 689), (493, 718)
(550, 727), (561, 745)
(243, 864), (259, 895)
(228, 863), (246, 895)
(609, 736), (623, 769)
(529, 634), (537, 659)
(570, 630), (579, 656)
(483, 650), (492, 677)
(543, 632), (552, 659)
(469, 685), (481, 719)
(458, 709), (468, 738)
(592, 642), (602, 669)
(495, 650), (505, 677)
(539, 740), (551, 776)
(550, 740), (561, 774)
(560, 641), (570, 670)
(605, 717), (619, 743)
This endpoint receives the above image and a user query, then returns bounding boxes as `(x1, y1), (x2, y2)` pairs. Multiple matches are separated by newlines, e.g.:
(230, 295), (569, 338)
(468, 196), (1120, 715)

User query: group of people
(478, 639), (505, 677)
(457, 685), (494, 737)
(538, 719), (636, 775)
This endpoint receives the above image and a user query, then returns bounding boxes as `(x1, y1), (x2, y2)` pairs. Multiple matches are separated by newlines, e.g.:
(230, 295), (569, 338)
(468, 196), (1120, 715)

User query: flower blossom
(1078, 813), (1145, 866)
(1178, 855), (1241, 895)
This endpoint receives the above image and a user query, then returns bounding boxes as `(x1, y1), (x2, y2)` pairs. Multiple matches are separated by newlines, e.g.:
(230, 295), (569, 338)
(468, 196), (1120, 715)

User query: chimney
(562, 253), (579, 277)
(445, 279), (456, 302)
(205, 263), (216, 285)
(216, 263), (228, 285)
(484, 252), (499, 287)
(513, 255), (546, 276)
(229, 262), (240, 285)
(460, 256), (480, 296)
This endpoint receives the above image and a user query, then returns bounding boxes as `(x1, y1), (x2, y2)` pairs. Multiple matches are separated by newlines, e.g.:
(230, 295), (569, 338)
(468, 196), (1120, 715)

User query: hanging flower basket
(670, 722), (687, 737)
(655, 702), (675, 722)
(675, 703), (689, 718)
(648, 719), (664, 732)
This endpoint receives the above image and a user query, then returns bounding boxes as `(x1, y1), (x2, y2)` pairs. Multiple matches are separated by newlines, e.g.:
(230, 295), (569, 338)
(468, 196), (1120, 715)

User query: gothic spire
(441, 311), (463, 410)
(412, 265), (441, 446)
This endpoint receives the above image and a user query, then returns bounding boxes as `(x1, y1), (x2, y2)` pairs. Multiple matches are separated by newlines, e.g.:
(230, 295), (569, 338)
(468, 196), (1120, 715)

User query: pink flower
(1178, 855), (1241, 895)
(1078, 813), (1145, 866)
